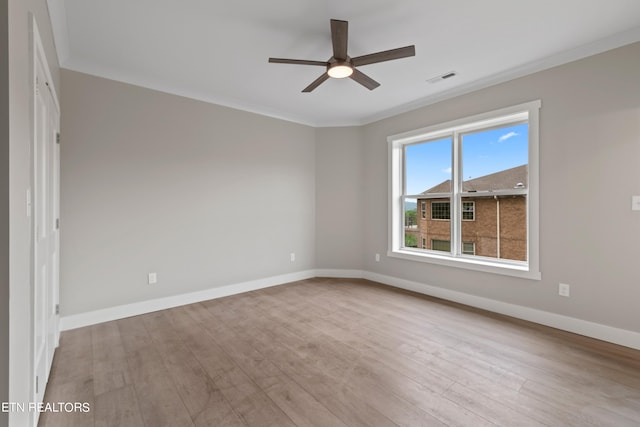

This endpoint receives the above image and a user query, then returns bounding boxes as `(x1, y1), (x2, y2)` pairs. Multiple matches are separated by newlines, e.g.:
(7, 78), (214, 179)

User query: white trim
(387, 249), (540, 280)
(363, 271), (640, 351)
(60, 270), (315, 331)
(58, 269), (640, 351)
(387, 102), (536, 144)
(315, 269), (364, 278)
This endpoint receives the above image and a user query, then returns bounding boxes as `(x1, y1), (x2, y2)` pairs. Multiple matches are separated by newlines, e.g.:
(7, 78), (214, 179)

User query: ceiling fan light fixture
(268, 19), (415, 91)
(327, 64), (353, 78)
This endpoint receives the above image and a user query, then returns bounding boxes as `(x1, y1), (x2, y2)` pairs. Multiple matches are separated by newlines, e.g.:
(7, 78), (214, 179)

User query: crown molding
(360, 26), (640, 126)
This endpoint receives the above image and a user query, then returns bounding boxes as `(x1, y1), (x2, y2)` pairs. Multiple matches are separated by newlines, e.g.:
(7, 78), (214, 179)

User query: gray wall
(8, 0), (59, 425)
(61, 70), (316, 315)
(359, 42), (640, 333)
(1, 0), (8, 424)
(61, 43), (640, 337)
(315, 127), (364, 270)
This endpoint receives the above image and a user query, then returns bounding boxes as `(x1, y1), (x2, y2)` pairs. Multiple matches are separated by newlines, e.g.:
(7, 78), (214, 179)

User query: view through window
(391, 101), (540, 277)
(403, 122), (528, 261)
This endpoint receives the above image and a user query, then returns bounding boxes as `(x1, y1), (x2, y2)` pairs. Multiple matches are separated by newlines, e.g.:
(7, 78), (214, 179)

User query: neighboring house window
(431, 201), (450, 220)
(431, 239), (450, 252)
(462, 201), (475, 221)
(388, 100), (541, 279)
(462, 242), (476, 255)
(422, 237), (426, 249)
(431, 240), (475, 255)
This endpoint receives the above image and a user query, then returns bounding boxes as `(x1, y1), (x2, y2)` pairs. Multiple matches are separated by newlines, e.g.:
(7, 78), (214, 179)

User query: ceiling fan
(269, 19), (415, 92)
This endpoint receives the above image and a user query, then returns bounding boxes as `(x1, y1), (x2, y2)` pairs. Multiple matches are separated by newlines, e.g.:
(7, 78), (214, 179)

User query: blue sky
(405, 123), (528, 195)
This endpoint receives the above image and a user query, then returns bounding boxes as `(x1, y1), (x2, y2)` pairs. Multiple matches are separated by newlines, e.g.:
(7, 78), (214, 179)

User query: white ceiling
(48, 0), (640, 127)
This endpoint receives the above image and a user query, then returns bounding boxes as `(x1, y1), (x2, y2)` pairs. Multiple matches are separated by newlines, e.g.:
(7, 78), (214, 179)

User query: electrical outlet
(290, 253), (295, 262)
(558, 283), (570, 297)
(148, 272), (157, 285)
(375, 253), (380, 262)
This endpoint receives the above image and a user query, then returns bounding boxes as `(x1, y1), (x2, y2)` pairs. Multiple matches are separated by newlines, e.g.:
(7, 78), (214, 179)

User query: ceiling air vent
(426, 71), (457, 84)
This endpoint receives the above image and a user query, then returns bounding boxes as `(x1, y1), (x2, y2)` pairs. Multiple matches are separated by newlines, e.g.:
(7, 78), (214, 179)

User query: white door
(32, 21), (60, 421)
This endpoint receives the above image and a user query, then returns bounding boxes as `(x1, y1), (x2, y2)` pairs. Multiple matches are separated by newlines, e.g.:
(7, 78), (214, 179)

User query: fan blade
(352, 45), (415, 67)
(302, 73), (330, 92)
(330, 19), (348, 60)
(269, 58), (329, 66)
(350, 68), (380, 90)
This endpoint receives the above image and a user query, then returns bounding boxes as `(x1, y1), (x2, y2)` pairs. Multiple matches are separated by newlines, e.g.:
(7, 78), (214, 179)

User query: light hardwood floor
(39, 278), (640, 426)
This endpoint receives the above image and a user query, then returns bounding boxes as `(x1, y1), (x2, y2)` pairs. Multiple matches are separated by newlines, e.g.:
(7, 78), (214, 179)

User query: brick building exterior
(408, 165), (527, 261)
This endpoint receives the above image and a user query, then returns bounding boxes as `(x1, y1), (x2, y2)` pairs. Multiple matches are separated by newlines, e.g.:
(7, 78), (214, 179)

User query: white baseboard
(60, 270), (316, 331)
(59, 268), (640, 351)
(315, 269), (364, 278)
(363, 271), (640, 351)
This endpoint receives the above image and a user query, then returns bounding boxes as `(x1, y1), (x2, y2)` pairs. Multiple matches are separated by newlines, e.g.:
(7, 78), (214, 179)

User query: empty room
(3, 0), (640, 426)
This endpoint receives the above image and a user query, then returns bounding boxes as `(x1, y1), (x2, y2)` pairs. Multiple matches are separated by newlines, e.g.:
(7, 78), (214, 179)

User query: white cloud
(442, 167), (452, 174)
(498, 131), (518, 142)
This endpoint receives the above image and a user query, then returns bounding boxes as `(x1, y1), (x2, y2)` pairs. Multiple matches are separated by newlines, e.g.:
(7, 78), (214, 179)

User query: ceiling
(47, 0), (640, 127)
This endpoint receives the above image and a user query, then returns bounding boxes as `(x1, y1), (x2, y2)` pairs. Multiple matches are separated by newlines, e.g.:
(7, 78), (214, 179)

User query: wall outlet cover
(559, 283), (570, 297)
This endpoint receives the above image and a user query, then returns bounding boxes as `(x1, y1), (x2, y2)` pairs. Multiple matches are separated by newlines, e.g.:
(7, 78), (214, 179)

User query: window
(462, 201), (475, 221)
(431, 239), (450, 252)
(462, 242), (475, 255)
(431, 201), (450, 220)
(422, 238), (426, 249)
(388, 100), (540, 279)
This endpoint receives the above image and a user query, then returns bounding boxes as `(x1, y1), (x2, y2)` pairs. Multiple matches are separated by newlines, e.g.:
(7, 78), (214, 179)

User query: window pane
(461, 123), (528, 261)
(461, 123), (528, 192)
(406, 138), (452, 254)
(405, 137), (452, 195)
(422, 199), (451, 252)
(403, 198), (419, 248)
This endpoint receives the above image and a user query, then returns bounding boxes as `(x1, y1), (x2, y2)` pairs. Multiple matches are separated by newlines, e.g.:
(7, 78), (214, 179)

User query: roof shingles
(421, 164), (527, 194)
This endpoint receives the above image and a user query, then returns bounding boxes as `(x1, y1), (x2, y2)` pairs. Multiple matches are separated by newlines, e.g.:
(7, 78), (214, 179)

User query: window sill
(387, 249), (541, 280)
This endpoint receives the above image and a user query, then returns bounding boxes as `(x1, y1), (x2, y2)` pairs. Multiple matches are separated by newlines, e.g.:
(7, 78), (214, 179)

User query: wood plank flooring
(39, 278), (640, 426)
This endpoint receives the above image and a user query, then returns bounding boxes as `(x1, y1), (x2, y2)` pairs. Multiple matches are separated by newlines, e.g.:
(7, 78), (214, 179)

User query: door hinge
(56, 132), (60, 144)
(55, 304), (60, 315)
(56, 218), (59, 229)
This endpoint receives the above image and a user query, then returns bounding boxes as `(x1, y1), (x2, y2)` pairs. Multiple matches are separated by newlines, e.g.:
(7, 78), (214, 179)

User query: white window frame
(388, 100), (541, 280)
